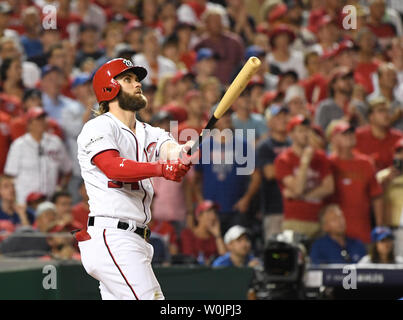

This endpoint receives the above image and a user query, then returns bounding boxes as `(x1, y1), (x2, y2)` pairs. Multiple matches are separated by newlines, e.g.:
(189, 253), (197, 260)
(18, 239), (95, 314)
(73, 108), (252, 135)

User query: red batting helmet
(92, 58), (147, 103)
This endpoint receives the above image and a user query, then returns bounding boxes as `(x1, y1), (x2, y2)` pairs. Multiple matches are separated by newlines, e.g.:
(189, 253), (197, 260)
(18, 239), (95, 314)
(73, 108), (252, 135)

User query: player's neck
(110, 107), (137, 132)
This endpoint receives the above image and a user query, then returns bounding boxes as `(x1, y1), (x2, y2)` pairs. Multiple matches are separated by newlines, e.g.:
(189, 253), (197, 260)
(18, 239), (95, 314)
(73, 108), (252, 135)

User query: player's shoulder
(78, 113), (117, 142)
(82, 113), (116, 132)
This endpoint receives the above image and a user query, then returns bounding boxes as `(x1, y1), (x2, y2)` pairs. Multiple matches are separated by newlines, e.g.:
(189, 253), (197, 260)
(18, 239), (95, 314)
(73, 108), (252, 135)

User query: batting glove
(161, 160), (191, 182)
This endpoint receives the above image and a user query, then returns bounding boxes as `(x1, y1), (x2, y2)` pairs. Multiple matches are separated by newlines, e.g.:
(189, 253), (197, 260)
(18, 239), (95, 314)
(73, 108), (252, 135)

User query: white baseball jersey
(77, 112), (177, 226)
(4, 132), (72, 204)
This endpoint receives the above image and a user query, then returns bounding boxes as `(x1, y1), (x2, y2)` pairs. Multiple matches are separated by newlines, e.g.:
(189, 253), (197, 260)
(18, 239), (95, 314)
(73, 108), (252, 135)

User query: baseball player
(75, 58), (194, 300)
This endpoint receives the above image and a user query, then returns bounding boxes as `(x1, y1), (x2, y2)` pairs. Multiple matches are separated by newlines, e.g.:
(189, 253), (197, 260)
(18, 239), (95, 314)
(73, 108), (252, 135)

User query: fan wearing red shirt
(180, 200), (226, 265)
(355, 97), (403, 172)
(275, 115), (334, 239)
(328, 121), (385, 244)
(366, 0), (397, 45)
(148, 219), (179, 256)
(354, 28), (381, 94)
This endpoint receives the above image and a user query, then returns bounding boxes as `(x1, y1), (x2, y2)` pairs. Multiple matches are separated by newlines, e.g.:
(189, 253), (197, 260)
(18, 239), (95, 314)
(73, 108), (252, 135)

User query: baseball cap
(329, 121), (355, 139)
(267, 2), (288, 23)
(26, 192), (46, 204)
(247, 75), (265, 89)
(41, 64), (63, 79)
(315, 15), (337, 33)
(284, 84), (306, 104)
(265, 104), (289, 121)
(245, 45), (265, 60)
(224, 225), (248, 244)
(26, 107), (47, 121)
(371, 226), (394, 242)
(287, 115), (310, 133)
(330, 66), (354, 84)
(176, 21), (196, 31)
(269, 24), (296, 48)
(160, 103), (188, 123)
(368, 96), (389, 113)
(171, 70), (194, 84)
(72, 74), (91, 89)
(196, 48), (217, 62)
(335, 40), (355, 56)
(195, 200), (219, 217)
(35, 201), (56, 218)
(262, 90), (282, 108)
(22, 88), (42, 102)
(124, 19), (142, 35)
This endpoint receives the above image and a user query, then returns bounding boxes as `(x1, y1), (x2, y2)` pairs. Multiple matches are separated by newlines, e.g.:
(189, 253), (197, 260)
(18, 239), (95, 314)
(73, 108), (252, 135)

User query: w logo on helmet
(123, 59), (134, 67)
(166, 165), (173, 171)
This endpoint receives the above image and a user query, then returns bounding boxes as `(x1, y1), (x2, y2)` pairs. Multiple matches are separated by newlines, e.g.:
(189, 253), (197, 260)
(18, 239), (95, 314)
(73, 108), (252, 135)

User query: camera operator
(376, 138), (403, 256)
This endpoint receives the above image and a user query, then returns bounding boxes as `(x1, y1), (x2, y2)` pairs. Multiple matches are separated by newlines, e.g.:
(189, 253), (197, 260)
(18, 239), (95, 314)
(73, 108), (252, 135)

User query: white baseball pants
(78, 225), (164, 300)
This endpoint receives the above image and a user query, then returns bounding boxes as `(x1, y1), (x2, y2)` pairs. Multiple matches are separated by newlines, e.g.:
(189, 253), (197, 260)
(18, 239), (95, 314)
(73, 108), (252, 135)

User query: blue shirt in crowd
(212, 252), (256, 267)
(0, 202), (35, 225)
(194, 136), (250, 214)
(309, 234), (367, 265)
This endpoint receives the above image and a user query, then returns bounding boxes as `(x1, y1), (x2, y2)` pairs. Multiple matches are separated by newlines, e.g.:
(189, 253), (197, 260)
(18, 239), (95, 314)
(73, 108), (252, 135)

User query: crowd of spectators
(0, 0), (403, 270)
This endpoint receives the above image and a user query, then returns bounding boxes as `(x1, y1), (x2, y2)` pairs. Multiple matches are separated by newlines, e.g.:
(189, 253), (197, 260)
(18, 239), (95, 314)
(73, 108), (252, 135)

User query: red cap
(267, 3), (288, 23)
(26, 107), (47, 121)
(394, 138), (403, 152)
(330, 122), (354, 138)
(287, 115), (310, 132)
(315, 15), (336, 33)
(321, 47), (338, 60)
(171, 70), (193, 84)
(160, 103), (188, 123)
(247, 75), (265, 88)
(335, 40), (355, 56)
(124, 19), (142, 35)
(269, 24), (296, 48)
(262, 90), (281, 108)
(26, 192), (46, 203)
(195, 200), (219, 217)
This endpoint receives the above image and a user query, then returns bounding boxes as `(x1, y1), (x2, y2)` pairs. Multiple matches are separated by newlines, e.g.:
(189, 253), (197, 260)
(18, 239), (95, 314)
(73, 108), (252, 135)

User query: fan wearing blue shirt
(309, 204), (367, 265)
(212, 225), (260, 267)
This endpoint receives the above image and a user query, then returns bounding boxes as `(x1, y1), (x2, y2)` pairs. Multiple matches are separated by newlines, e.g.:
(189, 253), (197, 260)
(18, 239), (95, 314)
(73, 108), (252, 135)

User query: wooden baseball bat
(188, 56), (262, 155)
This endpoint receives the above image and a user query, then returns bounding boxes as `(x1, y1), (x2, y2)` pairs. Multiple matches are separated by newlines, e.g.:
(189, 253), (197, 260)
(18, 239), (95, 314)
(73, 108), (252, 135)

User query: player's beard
(117, 90), (147, 112)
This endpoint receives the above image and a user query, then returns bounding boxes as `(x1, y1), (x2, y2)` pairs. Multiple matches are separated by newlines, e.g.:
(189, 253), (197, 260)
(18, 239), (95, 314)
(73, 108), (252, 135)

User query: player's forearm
(93, 150), (163, 182)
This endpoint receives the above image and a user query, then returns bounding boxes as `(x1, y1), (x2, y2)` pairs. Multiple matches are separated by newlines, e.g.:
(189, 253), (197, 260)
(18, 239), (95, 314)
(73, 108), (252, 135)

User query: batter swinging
(75, 58), (194, 300)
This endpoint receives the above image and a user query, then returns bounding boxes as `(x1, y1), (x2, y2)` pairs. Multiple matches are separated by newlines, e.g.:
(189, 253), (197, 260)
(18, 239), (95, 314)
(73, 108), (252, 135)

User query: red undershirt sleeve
(92, 149), (163, 182)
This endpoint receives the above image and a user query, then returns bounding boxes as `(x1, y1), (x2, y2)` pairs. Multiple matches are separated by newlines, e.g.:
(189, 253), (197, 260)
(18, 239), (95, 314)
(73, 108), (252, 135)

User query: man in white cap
(212, 225), (260, 267)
